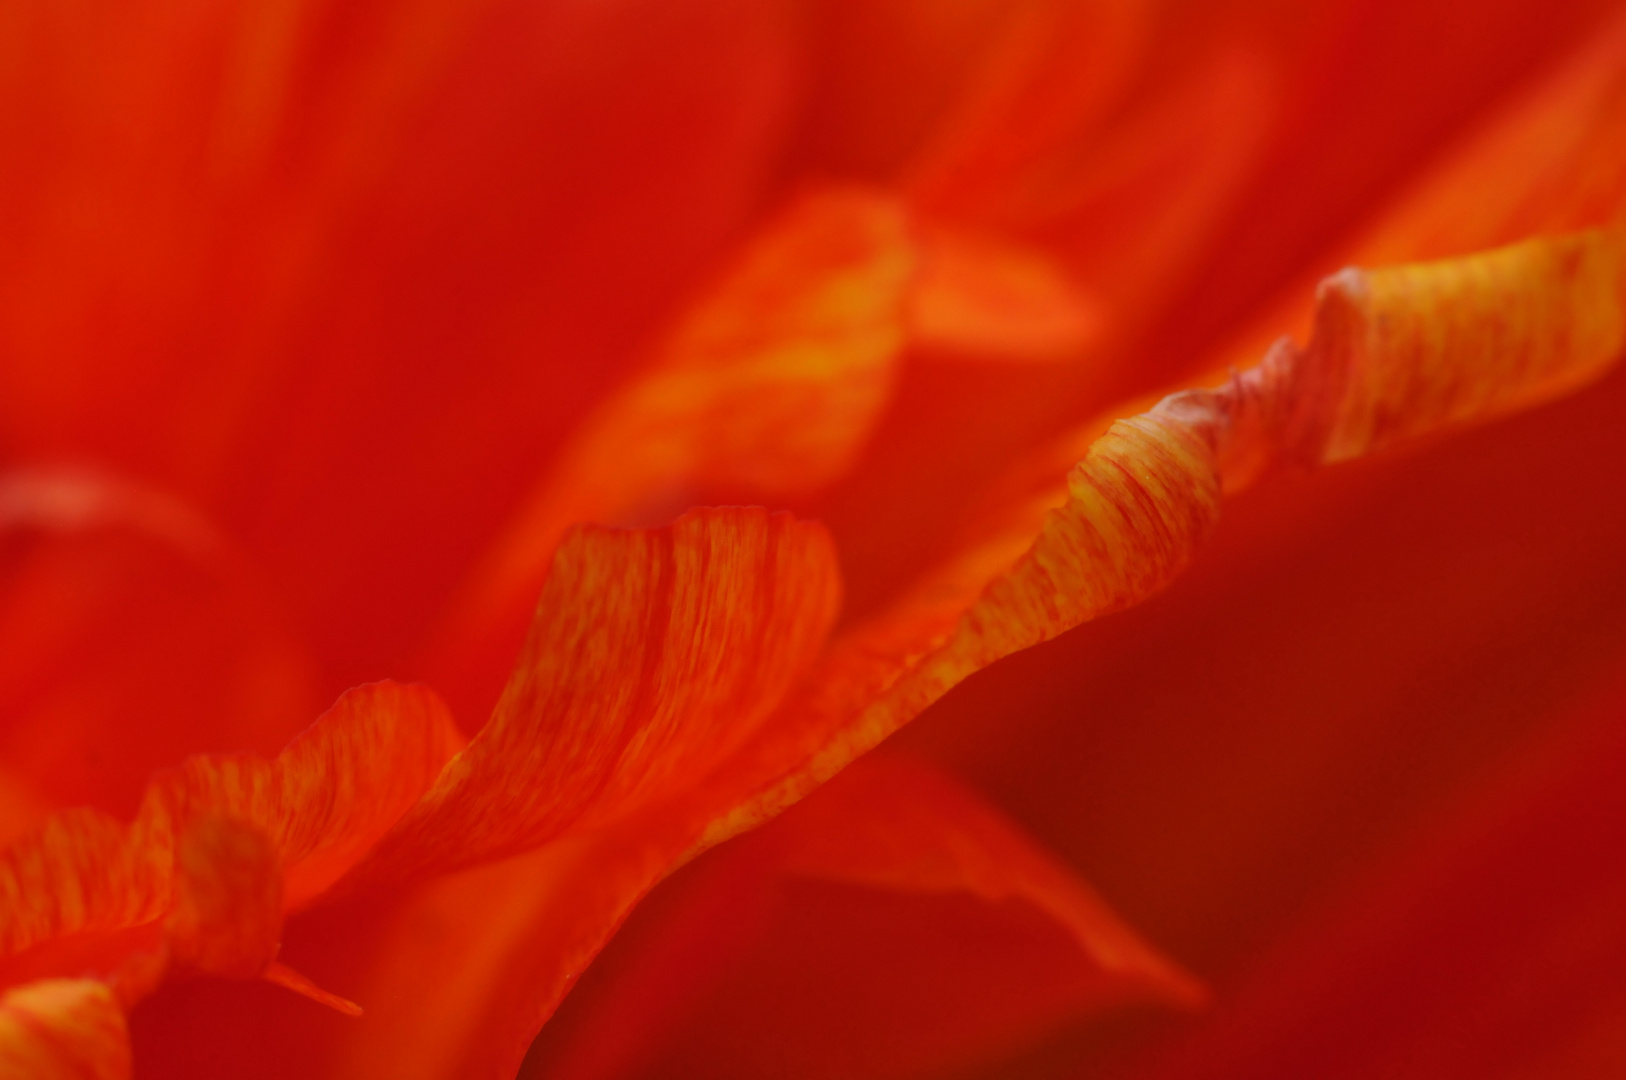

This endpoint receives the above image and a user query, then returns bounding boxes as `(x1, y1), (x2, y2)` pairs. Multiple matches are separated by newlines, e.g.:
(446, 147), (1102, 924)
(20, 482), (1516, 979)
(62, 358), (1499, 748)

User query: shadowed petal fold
(531, 752), (1200, 1080)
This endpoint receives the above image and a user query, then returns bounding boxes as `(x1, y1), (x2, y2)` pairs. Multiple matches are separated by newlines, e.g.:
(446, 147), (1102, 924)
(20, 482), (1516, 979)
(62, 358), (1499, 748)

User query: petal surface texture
(703, 227), (1626, 844)
(0, 682), (462, 980)
(361, 507), (842, 884)
(431, 191), (908, 716)
(154, 228), (1622, 1080)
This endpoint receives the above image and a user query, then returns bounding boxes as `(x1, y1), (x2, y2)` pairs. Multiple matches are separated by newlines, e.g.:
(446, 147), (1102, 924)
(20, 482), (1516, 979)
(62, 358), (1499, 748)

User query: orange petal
(0, 682), (460, 987)
(535, 753), (1199, 1080)
(360, 507), (841, 886)
(0, 979), (130, 1080)
(703, 227), (1626, 844)
(164, 815), (282, 982)
(207, 228), (1616, 1075)
(342, 231), (1618, 1080)
(0, 467), (318, 830)
(1157, 0), (1620, 365)
(1194, 6), (1626, 385)
(1026, 47), (1274, 346)
(1301, 232), (1622, 464)
(906, 222), (1101, 360)
(904, 0), (1151, 220)
(1189, 228), (1626, 490)
(142, 681), (465, 909)
(0, 809), (166, 975)
(428, 188), (911, 719)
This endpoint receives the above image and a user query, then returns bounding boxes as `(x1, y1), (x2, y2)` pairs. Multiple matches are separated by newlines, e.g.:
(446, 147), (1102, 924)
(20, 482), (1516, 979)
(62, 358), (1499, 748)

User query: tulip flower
(3, 1), (1626, 1079)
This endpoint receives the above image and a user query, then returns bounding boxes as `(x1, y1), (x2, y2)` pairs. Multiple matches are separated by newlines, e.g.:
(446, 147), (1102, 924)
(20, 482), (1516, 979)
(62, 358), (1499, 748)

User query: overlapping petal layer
(362, 508), (841, 884)
(6, 224), (1620, 1076)
(0, 682), (461, 993)
(531, 753), (1200, 1080)
(0, 979), (130, 1080)
(704, 228), (1626, 845)
(1191, 5), (1626, 389)
(154, 226), (1619, 1080)
(429, 189), (911, 715)
(6, 5), (1626, 1074)
(431, 187), (1093, 718)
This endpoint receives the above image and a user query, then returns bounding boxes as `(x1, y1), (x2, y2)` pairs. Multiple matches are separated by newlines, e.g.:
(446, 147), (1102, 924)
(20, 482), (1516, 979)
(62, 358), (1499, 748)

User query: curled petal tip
(1167, 229), (1626, 493)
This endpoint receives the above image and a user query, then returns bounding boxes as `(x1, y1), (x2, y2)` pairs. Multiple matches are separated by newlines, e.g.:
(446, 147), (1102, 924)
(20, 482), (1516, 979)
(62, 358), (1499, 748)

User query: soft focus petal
(0, 0), (804, 696)
(904, 0), (1151, 220)
(1126, 669), (1626, 1080)
(906, 222), (1102, 361)
(0, 979), (130, 1080)
(225, 0), (804, 693)
(0, 468), (317, 829)
(788, 0), (1031, 180)
(1024, 48), (1274, 347)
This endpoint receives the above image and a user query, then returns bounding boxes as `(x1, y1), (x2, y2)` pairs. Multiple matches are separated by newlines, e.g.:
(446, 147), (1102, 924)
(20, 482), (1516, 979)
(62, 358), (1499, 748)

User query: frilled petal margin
(702, 227), (1625, 843)
(0, 681), (464, 1003)
(1199, 4), (1626, 379)
(247, 228), (1626, 1080)
(429, 184), (1096, 718)
(1, 507), (841, 1076)
(4, 233), (1621, 1076)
